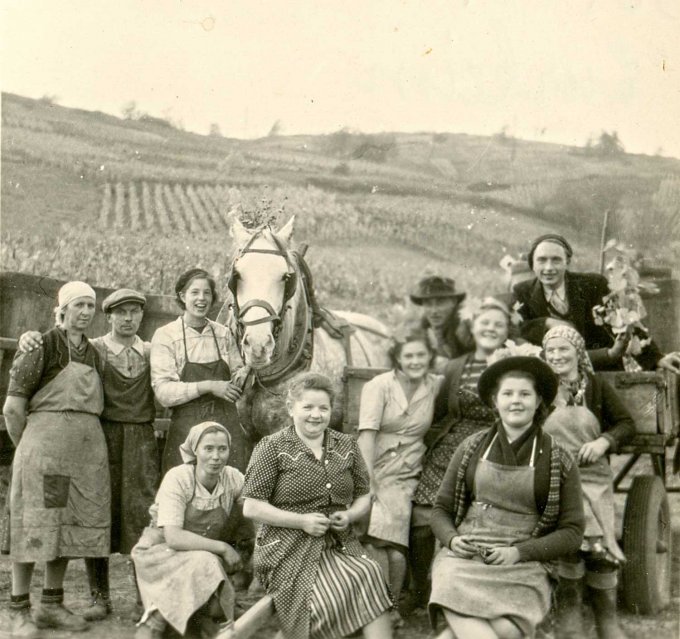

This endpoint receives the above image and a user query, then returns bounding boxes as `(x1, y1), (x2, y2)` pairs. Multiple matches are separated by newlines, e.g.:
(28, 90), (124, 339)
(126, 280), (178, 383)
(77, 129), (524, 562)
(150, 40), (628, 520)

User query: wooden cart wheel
(621, 475), (672, 614)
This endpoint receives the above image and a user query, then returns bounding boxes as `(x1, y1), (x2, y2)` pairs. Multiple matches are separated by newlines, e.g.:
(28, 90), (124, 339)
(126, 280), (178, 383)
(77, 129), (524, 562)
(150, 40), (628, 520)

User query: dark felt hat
(527, 234), (573, 269)
(477, 355), (558, 407)
(102, 288), (146, 313)
(409, 276), (466, 305)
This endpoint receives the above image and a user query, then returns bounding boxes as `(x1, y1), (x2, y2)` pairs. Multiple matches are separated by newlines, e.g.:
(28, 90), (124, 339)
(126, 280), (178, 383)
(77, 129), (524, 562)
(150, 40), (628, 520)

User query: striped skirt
(309, 547), (392, 639)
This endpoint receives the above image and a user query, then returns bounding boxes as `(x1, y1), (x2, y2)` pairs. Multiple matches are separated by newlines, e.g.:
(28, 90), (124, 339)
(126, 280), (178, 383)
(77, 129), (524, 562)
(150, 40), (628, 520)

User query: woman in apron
(410, 297), (513, 611)
(1, 281), (111, 637)
(429, 355), (584, 639)
(357, 328), (443, 625)
(542, 325), (634, 639)
(132, 421), (245, 639)
(150, 268), (249, 475)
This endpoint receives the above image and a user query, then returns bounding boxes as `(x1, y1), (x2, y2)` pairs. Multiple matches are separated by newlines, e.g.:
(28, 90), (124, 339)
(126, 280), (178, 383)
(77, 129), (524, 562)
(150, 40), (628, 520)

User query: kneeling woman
(132, 422), (246, 638)
(242, 372), (393, 639)
(429, 356), (584, 639)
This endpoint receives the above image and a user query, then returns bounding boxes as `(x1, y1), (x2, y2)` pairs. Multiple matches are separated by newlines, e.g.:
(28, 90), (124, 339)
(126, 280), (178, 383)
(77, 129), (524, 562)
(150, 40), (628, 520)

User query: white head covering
(58, 281), (96, 309)
(179, 421), (231, 464)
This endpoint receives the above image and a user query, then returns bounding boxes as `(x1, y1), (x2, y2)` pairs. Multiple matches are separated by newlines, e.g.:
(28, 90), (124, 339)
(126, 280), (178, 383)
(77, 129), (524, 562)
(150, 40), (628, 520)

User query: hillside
(2, 92), (679, 322)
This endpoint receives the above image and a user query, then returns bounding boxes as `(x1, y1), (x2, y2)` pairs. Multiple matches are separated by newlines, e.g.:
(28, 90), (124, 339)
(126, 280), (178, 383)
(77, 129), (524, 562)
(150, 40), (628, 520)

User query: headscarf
(57, 281), (96, 309)
(179, 421), (231, 464)
(542, 325), (593, 405)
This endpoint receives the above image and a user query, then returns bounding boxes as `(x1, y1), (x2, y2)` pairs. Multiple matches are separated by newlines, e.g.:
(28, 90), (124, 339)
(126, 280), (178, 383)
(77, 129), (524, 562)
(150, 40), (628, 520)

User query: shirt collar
(102, 333), (145, 356)
(543, 281), (566, 302)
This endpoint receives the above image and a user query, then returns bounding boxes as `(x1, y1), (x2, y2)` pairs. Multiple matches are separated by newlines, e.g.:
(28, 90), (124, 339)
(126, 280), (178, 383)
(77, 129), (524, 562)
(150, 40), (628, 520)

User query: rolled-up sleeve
(8, 347), (45, 398)
(350, 439), (370, 497)
(155, 469), (190, 528)
(357, 375), (387, 432)
(150, 325), (201, 408)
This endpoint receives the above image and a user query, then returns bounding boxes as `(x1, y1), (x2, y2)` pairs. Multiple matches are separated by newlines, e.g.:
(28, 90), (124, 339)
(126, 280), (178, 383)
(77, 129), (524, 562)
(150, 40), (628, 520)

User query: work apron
(10, 345), (111, 562)
(133, 471), (236, 634)
(162, 321), (248, 475)
(430, 435), (551, 637)
(101, 354), (160, 554)
(543, 402), (623, 560)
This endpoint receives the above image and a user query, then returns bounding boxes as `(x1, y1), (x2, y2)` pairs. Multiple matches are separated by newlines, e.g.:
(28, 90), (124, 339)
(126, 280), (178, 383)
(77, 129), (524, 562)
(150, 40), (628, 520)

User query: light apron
(101, 353), (159, 554)
(162, 320), (248, 475)
(10, 344), (111, 562)
(543, 401), (623, 560)
(133, 470), (235, 634)
(430, 435), (551, 637)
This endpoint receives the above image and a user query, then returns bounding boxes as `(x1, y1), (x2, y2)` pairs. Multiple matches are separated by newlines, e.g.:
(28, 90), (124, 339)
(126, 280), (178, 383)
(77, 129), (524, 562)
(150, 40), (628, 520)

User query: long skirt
(430, 549), (551, 638)
(10, 411), (110, 561)
(132, 527), (234, 635)
(309, 547), (392, 639)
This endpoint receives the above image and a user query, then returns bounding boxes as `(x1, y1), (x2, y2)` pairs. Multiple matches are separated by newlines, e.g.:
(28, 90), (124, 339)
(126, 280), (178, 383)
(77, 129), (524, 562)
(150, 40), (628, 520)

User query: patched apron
(133, 472), (235, 634)
(10, 347), (111, 562)
(543, 401), (623, 560)
(430, 435), (551, 637)
(162, 321), (248, 475)
(101, 354), (159, 554)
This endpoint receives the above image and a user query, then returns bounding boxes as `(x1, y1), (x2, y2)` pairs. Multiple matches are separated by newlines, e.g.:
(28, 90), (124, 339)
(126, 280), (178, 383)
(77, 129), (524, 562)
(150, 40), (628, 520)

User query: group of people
(0, 233), (677, 639)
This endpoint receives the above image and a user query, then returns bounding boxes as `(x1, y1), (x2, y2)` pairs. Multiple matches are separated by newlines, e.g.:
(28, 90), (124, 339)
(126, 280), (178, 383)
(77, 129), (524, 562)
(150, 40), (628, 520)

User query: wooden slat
(0, 337), (18, 351)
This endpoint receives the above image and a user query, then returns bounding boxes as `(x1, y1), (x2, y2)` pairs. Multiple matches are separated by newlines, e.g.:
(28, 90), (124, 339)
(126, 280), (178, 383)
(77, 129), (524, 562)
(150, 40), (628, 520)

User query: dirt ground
(0, 465), (679, 639)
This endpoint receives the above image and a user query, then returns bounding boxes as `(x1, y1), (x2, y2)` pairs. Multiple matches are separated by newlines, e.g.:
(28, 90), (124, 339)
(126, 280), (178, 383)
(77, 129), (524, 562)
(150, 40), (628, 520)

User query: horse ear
(230, 215), (252, 247)
(276, 215), (295, 245)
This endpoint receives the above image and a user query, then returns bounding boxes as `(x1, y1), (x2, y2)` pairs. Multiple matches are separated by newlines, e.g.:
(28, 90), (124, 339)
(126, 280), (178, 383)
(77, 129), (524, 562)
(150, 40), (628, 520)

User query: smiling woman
(150, 268), (249, 475)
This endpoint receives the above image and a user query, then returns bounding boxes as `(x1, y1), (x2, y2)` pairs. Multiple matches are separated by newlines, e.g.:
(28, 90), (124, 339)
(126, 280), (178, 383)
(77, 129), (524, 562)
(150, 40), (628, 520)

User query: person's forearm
(163, 526), (226, 554)
(3, 401), (27, 447)
(152, 380), (202, 407)
(346, 494), (371, 523)
(356, 431), (376, 480)
(243, 498), (306, 530)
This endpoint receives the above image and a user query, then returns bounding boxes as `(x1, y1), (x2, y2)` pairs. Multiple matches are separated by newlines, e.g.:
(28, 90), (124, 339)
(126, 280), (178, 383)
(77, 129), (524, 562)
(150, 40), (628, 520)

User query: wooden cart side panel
(342, 366), (389, 434)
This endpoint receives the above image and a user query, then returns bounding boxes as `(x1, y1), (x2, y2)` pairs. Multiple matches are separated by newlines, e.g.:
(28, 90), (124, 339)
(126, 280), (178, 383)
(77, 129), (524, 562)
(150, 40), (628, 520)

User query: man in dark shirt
(513, 234), (680, 372)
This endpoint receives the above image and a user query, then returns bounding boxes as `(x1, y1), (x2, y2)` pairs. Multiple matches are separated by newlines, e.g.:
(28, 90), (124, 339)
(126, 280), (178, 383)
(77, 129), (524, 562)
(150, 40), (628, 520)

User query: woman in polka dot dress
(242, 372), (393, 639)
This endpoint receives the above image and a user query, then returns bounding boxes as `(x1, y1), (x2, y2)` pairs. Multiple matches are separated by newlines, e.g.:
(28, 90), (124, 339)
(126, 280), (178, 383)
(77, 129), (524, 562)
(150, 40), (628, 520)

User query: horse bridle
(227, 229), (298, 337)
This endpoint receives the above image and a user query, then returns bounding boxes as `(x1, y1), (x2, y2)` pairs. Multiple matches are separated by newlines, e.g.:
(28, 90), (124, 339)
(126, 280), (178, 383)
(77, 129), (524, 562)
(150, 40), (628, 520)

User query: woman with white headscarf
(132, 421), (247, 639)
(542, 325), (635, 639)
(2, 281), (111, 636)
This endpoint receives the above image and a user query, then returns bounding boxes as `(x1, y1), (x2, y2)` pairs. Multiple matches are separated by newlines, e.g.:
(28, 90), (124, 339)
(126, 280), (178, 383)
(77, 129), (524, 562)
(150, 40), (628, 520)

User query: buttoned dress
(358, 371), (443, 548)
(242, 427), (392, 639)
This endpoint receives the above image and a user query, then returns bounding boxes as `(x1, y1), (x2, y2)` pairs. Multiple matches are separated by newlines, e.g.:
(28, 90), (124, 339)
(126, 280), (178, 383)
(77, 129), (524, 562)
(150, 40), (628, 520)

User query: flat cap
(102, 288), (146, 313)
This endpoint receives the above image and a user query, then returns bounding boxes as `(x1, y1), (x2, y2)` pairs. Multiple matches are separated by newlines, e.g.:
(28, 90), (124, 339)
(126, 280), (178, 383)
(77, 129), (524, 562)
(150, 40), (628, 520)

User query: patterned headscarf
(179, 421), (231, 464)
(542, 325), (593, 406)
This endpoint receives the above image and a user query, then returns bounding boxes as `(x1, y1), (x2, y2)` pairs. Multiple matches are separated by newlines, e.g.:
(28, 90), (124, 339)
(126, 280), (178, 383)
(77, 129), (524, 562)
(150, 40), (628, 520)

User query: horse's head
(228, 216), (297, 369)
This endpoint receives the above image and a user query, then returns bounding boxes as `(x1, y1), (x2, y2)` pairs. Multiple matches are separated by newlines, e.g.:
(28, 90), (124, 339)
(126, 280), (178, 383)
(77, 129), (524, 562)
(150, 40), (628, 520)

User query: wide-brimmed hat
(409, 276), (466, 305)
(477, 355), (558, 407)
(102, 288), (146, 313)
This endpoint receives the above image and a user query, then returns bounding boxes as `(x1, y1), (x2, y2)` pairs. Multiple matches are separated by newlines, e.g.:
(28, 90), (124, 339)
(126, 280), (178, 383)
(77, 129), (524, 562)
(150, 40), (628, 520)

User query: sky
(2, 0), (680, 157)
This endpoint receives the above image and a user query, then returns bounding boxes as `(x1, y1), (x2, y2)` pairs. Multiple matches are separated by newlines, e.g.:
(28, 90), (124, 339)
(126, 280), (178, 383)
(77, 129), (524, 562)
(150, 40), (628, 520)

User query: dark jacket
(513, 271), (663, 371)
(583, 373), (636, 453)
(420, 314), (472, 361)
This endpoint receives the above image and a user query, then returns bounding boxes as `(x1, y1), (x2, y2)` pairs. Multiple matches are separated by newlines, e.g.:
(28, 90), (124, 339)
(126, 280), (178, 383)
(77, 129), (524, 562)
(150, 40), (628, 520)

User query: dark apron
(162, 322), (248, 475)
(101, 351), (160, 553)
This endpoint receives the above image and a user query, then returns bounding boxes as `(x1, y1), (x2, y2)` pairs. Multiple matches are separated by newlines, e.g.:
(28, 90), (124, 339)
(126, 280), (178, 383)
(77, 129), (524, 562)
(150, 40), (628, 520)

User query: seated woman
(542, 325), (635, 639)
(430, 355), (584, 639)
(132, 421), (246, 639)
(150, 268), (248, 475)
(409, 297), (514, 609)
(356, 329), (443, 623)
(242, 372), (393, 639)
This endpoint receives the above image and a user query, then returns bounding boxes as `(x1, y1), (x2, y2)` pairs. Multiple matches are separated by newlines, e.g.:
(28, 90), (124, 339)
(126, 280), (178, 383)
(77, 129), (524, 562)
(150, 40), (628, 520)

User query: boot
(553, 577), (584, 639)
(0, 606), (40, 639)
(34, 603), (88, 632)
(84, 558), (111, 620)
(589, 587), (627, 639)
(403, 525), (435, 613)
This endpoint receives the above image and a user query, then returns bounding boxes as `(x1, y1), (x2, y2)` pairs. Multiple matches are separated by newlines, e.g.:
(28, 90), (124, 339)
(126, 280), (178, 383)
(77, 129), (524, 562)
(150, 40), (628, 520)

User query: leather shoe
(34, 603), (88, 632)
(82, 594), (111, 621)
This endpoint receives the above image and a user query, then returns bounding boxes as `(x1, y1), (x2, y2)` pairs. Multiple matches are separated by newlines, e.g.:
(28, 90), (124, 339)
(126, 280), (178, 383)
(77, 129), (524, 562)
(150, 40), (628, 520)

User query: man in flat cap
(19, 288), (159, 621)
(410, 274), (468, 371)
(513, 234), (679, 372)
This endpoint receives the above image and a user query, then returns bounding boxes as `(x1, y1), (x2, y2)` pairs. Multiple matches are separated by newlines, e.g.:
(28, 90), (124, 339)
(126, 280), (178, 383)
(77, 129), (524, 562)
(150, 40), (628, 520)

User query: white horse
(217, 216), (392, 438)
